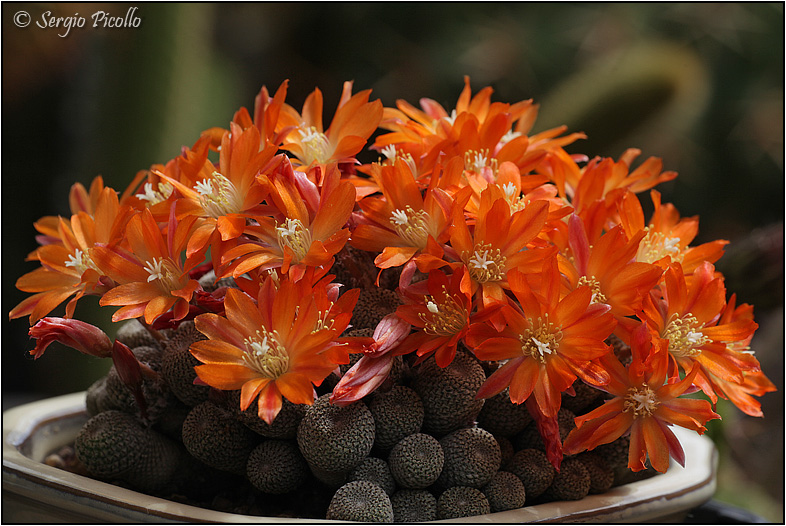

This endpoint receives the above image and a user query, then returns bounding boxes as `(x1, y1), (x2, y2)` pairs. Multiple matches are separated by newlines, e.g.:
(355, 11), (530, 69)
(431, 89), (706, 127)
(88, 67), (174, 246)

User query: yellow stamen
(243, 329), (289, 379)
(312, 303), (335, 334)
(518, 314), (563, 364)
(577, 275), (608, 305)
(662, 313), (709, 357)
(418, 288), (468, 337)
(298, 126), (331, 165)
(276, 218), (312, 263)
(463, 243), (506, 283)
(389, 206), (431, 249)
(194, 172), (243, 218)
(637, 228), (683, 264)
(623, 383), (659, 417)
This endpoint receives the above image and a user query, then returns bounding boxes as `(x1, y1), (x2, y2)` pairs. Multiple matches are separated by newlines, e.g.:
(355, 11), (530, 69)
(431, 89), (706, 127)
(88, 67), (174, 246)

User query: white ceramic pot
(3, 392), (717, 523)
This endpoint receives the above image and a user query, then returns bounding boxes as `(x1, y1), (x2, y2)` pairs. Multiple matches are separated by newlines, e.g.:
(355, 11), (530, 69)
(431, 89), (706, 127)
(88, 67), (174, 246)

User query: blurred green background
(3, 2), (782, 521)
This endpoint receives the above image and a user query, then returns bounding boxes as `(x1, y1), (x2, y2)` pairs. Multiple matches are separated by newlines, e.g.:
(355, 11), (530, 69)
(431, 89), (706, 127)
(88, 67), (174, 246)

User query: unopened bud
(28, 318), (112, 360)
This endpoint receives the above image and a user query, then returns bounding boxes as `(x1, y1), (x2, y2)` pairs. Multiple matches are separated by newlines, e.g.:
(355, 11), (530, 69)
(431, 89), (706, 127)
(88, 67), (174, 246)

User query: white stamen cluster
(242, 329), (289, 379)
(464, 149), (498, 175)
(143, 257), (182, 292)
(637, 228), (683, 264)
(662, 313), (710, 358)
(518, 314), (563, 363)
(276, 218), (313, 263)
(389, 206), (431, 249)
(194, 172), (244, 219)
(623, 384), (660, 417)
(418, 289), (468, 337)
(64, 248), (97, 275)
(298, 126), (332, 165)
(137, 181), (174, 206)
(464, 243), (506, 283)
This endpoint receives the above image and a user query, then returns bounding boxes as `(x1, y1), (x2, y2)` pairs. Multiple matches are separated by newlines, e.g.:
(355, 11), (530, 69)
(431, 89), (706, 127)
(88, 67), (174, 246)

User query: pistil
(242, 329), (289, 379)
(389, 206), (431, 249)
(662, 313), (709, 357)
(518, 315), (563, 363)
(276, 218), (312, 263)
(623, 383), (659, 416)
(194, 172), (243, 218)
(464, 243), (506, 283)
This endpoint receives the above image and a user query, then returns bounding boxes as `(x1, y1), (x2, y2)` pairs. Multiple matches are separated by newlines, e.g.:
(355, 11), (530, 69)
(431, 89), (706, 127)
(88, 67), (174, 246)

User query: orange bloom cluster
(12, 78), (774, 466)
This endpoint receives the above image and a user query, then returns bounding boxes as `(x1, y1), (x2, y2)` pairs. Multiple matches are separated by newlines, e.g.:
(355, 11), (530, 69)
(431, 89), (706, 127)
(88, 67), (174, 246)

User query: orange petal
(641, 417), (670, 473)
(194, 363), (259, 390)
(189, 339), (245, 365)
(240, 377), (270, 411)
(276, 373), (317, 406)
(256, 382), (284, 425)
(217, 215), (246, 241)
(311, 182), (355, 241)
(507, 358), (539, 404)
(374, 246), (418, 269)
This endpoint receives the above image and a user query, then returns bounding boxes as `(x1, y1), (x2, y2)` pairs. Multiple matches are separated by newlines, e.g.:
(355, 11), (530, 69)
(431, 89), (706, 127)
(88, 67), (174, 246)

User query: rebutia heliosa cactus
(15, 78), (775, 520)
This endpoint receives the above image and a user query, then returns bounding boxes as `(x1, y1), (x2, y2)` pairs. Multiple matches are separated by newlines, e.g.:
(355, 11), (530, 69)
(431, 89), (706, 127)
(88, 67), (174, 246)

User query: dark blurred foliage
(2, 2), (782, 519)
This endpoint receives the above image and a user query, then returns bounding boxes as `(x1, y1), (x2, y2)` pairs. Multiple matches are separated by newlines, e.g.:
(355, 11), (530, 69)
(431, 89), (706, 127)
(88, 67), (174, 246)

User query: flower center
(298, 126), (331, 165)
(463, 243), (507, 284)
(502, 182), (518, 201)
(661, 313), (709, 357)
(242, 329), (289, 379)
(464, 149), (498, 175)
(623, 384), (659, 417)
(137, 181), (174, 206)
(143, 257), (184, 292)
(443, 109), (458, 126)
(389, 206), (431, 249)
(381, 145), (418, 175)
(64, 249), (98, 275)
(518, 315), (563, 364)
(577, 275), (608, 305)
(418, 288), (468, 337)
(500, 129), (522, 145)
(194, 172), (244, 218)
(637, 228), (683, 264)
(276, 218), (312, 263)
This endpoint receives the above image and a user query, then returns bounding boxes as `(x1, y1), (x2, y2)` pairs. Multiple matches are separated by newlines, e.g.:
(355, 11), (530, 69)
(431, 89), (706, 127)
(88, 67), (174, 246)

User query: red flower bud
(28, 317), (112, 360)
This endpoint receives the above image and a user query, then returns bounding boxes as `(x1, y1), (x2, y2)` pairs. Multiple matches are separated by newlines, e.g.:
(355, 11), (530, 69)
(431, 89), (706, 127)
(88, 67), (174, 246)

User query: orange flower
(189, 275), (357, 424)
(10, 186), (134, 323)
(560, 214), (663, 321)
(230, 80), (290, 148)
(639, 262), (760, 399)
(540, 148), (677, 212)
(278, 81), (383, 170)
(466, 258), (616, 417)
(220, 161), (356, 281)
(155, 124), (278, 266)
(449, 188), (550, 308)
(376, 76), (583, 181)
(92, 207), (201, 324)
(350, 159), (455, 272)
(395, 266), (473, 367)
(563, 323), (720, 473)
(683, 293), (775, 416)
(618, 189), (728, 274)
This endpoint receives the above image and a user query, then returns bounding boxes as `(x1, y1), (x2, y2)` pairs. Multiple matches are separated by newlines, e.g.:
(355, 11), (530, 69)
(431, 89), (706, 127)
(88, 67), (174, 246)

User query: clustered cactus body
(71, 316), (629, 519)
(14, 77), (775, 520)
